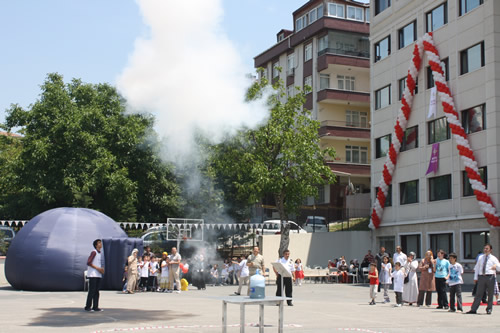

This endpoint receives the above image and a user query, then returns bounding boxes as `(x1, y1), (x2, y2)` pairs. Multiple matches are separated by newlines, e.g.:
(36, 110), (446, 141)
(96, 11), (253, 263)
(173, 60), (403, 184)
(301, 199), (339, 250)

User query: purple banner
(426, 143), (440, 175)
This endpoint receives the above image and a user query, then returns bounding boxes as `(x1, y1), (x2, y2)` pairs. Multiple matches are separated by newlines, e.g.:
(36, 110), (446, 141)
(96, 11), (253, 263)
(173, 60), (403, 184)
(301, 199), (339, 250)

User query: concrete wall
(260, 231), (371, 281)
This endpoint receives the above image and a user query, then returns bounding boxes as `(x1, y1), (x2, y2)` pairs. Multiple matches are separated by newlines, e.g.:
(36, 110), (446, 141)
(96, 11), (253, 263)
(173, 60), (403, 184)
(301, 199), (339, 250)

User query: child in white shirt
(140, 256), (150, 292)
(391, 262), (405, 307)
(380, 256), (392, 303)
(447, 253), (463, 312)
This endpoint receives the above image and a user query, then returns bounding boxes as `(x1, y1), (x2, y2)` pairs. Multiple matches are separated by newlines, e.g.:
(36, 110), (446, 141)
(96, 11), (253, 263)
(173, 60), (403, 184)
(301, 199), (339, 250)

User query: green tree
(1, 73), (181, 221)
(211, 71), (336, 256)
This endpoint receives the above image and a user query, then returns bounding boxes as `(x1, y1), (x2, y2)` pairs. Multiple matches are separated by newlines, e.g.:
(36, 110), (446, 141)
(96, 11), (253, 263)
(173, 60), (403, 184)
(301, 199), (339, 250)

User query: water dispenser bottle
(249, 269), (266, 299)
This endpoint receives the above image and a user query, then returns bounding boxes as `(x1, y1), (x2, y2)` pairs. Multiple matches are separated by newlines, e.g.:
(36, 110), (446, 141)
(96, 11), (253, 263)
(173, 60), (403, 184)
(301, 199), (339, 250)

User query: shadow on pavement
(27, 307), (195, 327)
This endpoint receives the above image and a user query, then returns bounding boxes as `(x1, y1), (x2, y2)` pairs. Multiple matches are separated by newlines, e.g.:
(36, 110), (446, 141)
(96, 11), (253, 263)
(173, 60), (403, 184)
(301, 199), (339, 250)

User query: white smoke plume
(117, 0), (267, 160)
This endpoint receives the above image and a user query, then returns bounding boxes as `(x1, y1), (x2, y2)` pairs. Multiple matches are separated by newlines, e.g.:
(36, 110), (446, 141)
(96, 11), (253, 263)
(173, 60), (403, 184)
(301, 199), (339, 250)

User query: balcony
(319, 120), (370, 140)
(326, 161), (370, 177)
(317, 88), (369, 104)
(317, 51), (370, 70)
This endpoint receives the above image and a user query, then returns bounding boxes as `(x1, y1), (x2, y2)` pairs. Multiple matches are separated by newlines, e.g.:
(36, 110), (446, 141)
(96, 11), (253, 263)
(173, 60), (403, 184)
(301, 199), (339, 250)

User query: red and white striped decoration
(370, 32), (500, 229)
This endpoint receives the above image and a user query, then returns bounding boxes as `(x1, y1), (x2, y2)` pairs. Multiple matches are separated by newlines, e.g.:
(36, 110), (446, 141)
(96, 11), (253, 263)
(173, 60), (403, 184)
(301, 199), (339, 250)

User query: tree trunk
(275, 193), (290, 257)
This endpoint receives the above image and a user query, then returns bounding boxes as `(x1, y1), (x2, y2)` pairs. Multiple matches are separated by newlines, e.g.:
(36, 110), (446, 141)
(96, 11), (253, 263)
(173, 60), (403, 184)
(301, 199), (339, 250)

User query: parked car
(141, 226), (168, 249)
(304, 216), (328, 232)
(256, 220), (307, 235)
(0, 226), (16, 255)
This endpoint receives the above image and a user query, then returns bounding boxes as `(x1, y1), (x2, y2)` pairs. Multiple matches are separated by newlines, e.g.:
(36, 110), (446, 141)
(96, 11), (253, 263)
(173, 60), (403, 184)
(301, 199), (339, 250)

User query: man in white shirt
(234, 254), (249, 295)
(393, 246), (407, 267)
(467, 243), (500, 314)
(273, 249), (295, 306)
(85, 239), (105, 312)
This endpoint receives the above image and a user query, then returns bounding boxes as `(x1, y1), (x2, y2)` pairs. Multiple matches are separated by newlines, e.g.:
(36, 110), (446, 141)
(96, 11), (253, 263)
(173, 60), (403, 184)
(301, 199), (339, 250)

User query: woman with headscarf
(126, 249), (139, 294)
(403, 251), (419, 305)
(417, 250), (436, 306)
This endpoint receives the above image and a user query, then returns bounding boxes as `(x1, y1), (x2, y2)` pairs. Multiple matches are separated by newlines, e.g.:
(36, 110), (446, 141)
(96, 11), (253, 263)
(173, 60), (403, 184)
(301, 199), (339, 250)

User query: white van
(256, 220), (307, 235)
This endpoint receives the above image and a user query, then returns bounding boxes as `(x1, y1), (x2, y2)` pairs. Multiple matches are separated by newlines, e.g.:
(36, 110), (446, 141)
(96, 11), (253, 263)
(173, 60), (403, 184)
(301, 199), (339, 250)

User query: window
(287, 54), (295, 75)
(375, 185), (392, 207)
(296, 15), (307, 31)
(366, 8), (370, 22)
(378, 236), (395, 255)
(318, 34), (328, 53)
(347, 6), (364, 21)
(346, 145), (368, 164)
(375, 134), (391, 158)
(309, 7), (317, 24)
(401, 126), (418, 152)
(429, 233), (453, 256)
(286, 85), (294, 98)
(460, 42), (484, 75)
(305, 43), (312, 62)
(399, 76), (418, 100)
(320, 74), (330, 90)
(427, 58), (449, 88)
(400, 180), (419, 205)
(260, 69), (268, 81)
(426, 2), (448, 32)
(375, 35), (391, 62)
(375, 0), (391, 15)
(463, 167), (487, 197)
(401, 234), (421, 258)
(399, 21), (416, 49)
(328, 3), (345, 18)
(428, 117), (450, 144)
(462, 104), (485, 134)
(463, 230), (489, 260)
(375, 85), (391, 110)
(337, 75), (355, 91)
(460, 0), (483, 16)
(272, 62), (279, 78)
(318, 185), (325, 203)
(304, 76), (312, 93)
(346, 110), (368, 128)
(429, 174), (452, 201)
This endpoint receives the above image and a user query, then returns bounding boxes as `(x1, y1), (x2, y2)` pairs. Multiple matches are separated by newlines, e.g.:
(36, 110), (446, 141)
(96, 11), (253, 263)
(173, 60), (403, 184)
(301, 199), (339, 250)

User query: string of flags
(0, 220), (283, 230)
(117, 222), (280, 230)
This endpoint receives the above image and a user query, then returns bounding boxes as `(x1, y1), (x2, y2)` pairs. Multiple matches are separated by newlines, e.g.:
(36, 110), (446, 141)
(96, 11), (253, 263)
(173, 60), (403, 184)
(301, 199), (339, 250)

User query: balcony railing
(318, 47), (370, 59)
(320, 120), (370, 129)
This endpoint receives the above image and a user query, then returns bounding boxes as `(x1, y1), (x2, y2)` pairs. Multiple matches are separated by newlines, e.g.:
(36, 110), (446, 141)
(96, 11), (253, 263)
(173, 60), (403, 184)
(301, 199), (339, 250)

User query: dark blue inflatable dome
(5, 207), (127, 291)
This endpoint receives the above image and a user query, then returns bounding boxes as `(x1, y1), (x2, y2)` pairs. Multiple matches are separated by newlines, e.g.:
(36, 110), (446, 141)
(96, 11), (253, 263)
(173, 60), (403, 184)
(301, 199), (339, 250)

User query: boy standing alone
(85, 239), (104, 312)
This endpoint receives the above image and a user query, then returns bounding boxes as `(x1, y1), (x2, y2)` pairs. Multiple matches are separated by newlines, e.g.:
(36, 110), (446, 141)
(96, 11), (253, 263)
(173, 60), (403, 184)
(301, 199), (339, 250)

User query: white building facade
(370, 0), (499, 265)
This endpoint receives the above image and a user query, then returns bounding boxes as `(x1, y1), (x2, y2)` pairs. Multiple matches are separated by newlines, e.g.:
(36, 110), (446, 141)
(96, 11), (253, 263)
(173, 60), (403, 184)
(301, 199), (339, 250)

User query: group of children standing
(368, 252), (464, 311)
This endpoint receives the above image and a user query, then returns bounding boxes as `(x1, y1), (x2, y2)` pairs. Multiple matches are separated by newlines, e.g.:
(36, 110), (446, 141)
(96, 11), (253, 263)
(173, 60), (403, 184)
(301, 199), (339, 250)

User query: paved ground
(1, 259), (499, 333)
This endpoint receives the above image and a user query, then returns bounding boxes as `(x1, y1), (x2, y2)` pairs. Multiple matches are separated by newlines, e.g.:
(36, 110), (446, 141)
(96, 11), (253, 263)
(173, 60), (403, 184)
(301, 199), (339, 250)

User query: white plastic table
(221, 296), (291, 333)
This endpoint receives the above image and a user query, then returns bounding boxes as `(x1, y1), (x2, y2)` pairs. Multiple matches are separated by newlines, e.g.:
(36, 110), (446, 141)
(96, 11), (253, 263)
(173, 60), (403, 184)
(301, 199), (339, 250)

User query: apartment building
(370, 0), (499, 263)
(254, 0), (371, 222)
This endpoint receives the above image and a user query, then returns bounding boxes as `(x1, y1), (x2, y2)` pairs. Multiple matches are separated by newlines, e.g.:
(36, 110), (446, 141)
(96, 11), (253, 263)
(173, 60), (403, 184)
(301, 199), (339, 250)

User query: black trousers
(417, 290), (433, 306)
(471, 275), (496, 312)
(435, 277), (449, 307)
(276, 275), (293, 304)
(395, 291), (402, 305)
(449, 284), (462, 311)
(85, 277), (101, 310)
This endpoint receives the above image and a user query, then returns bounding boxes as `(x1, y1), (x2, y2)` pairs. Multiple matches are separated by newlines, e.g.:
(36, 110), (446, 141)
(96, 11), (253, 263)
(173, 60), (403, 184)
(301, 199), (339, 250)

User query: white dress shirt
(474, 253), (500, 280)
(393, 252), (407, 266)
(276, 257), (295, 276)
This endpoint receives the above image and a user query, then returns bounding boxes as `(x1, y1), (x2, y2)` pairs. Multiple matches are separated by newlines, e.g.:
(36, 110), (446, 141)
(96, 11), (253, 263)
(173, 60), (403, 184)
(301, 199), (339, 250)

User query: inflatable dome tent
(4, 207), (139, 291)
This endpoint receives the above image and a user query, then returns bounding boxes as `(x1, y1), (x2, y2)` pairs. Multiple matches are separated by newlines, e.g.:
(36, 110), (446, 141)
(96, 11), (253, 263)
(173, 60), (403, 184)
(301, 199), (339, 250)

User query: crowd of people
(364, 243), (500, 315)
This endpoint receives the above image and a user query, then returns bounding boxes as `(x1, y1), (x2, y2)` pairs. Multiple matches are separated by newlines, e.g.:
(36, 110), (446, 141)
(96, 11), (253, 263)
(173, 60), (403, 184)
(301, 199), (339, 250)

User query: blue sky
(0, 0), (368, 125)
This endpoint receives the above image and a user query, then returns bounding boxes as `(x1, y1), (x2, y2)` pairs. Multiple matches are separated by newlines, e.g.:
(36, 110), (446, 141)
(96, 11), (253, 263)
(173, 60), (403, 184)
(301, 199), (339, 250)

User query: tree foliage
(0, 73), (181, 221)
(210, 71), (336, 256)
